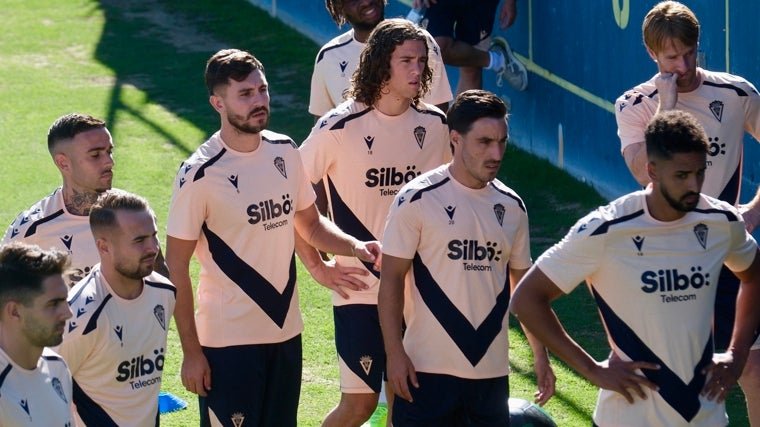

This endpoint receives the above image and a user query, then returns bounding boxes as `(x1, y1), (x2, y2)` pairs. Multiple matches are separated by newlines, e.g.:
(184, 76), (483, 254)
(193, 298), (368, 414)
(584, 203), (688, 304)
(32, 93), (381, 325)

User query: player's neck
(101, 266), (145, 300)
(353, 28), (372, 44)
(62, 185), (99, 216)
(374, 94), (412, 116)
(219, 126), (262, 153)
(0, 329), (41, 370)
(645, 188), (687, 222)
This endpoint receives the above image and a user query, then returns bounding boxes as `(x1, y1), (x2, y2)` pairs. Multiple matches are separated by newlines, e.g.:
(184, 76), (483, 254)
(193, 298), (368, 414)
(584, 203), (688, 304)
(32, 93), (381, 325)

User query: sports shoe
(490, 36), (528, 91)
(362, 402), (387, 427)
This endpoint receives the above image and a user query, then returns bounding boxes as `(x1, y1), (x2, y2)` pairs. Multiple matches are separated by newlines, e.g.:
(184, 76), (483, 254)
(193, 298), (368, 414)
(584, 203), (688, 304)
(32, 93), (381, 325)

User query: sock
(487, 50), (505, 71)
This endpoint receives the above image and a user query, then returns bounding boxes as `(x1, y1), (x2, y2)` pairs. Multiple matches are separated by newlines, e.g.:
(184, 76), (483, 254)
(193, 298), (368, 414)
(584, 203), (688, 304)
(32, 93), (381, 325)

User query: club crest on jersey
(364, 135), (375, 152)
(493, 204), (505, 226)
(632, 235), (645, 255)
(227, 174), (240, 193)
(709, 100), (724, 122)
(274, 156), (287, 178)
(52, 377), (68, 403)
(154, 304), (166, 331)
(413, 126), (426, 149)
(231, 412), (245, 427)
(360, 355), (373, 375)
(694, 223), (708, 249)
(114, 325), (124, 346)
(445, 205), (456, 224)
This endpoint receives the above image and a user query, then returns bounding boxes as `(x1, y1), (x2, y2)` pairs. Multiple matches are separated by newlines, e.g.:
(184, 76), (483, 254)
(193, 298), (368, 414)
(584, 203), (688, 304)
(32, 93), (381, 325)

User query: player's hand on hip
(181, 349), (212, 397)
(702, 351), (744, 403)
(312, 258), (369, 299)
(591, 353), (660, 404)
(654, 73), (678, 111)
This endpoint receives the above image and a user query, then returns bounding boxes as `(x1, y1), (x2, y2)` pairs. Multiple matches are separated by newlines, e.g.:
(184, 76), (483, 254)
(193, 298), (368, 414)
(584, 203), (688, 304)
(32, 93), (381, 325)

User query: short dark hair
(89, 189), (153, 237)
(643, 1), (699, 54)
(205, 49), (265, 96)
(447, 90), (508, 135)
(47, 113), (107, 155)
(0, 242), (69, 308)
(645, 110), (708, 161)
(349, 18), (432, 106)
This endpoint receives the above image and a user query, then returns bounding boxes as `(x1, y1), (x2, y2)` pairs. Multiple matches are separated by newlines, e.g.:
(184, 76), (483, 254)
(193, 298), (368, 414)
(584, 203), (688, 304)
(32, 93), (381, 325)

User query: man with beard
(165, 49), (381, 427)
(614, 2), (760, 423)
(2, 113), (168, 287)
(0, 242), (73, 426)
(301, 18), (451, 427)
(310, 0), (451, 118)
(56, 189), (175, 426)
(511, 110), (760, 427)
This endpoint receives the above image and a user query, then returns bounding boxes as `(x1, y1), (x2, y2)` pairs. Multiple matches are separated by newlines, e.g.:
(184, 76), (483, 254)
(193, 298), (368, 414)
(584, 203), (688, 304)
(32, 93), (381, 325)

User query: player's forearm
(378, 277), (406, 354)
(169, 271), (203, 354)
(728, 278), (760, 363)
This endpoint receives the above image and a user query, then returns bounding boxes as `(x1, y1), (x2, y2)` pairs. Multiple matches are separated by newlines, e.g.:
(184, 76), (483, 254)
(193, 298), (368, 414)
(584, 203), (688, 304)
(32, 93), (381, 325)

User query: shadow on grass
(91, 0), (321, 154)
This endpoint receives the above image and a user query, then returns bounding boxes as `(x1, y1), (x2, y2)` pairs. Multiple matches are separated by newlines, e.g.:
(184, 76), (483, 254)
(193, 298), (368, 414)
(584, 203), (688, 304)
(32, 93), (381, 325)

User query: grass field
(0, 0), (750, 425)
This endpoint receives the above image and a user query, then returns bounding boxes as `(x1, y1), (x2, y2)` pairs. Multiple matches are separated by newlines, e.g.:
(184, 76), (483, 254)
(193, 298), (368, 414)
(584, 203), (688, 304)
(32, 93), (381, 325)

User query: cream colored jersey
(309, 28), (452, 117)
(382, 165), (531, 379)
(300, 100), (450, 306)
(616, 68), (760, 204)
(535, 190), (756, 426)
(166, 131), (315, 347)
(0, 347), (73, 427)
(2, 187), (99, 287)
(58, 267), (175, 427)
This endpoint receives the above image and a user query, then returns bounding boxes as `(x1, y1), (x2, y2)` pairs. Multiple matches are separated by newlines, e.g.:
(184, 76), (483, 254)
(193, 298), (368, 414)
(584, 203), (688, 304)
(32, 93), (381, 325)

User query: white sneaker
(490, 36), (528, 91)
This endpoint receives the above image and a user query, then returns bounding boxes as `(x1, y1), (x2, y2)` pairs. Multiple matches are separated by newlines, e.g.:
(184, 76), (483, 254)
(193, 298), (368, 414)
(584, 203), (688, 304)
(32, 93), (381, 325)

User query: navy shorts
(392, 373), (510, 426)
(334, 304), (386, 393)
(424, 0), (501, 46)
(199, 334), (302, 427)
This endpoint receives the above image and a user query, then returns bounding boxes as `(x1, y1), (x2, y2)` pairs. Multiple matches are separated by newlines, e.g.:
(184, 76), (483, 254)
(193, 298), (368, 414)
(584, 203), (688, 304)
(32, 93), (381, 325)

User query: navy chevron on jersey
(0, 347), (73, 427)
(2, 187), (99, 287)
(300, 100), (450, 306)
(309, 28), (452, 116)
(616, 68), (760, 204)
(57, 267), (176, 427)
(535, 190), (757, 426)
(166, 131), (315, 346)
(382, 165), (531, 379)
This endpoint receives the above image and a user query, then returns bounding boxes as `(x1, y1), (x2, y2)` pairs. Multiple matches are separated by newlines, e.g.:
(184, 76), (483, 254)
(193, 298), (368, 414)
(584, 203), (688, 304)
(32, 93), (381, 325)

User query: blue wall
(249, 0), (760, 201)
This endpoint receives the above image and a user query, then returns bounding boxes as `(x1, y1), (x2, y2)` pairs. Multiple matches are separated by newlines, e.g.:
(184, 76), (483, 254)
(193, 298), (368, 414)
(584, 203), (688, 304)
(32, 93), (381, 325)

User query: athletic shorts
(714, 266), (760, 351)
(392, 373), (510, 426)
(199, 335), (302, 427)
(424, 0), (501, 46)
(334, 304), (385, 394)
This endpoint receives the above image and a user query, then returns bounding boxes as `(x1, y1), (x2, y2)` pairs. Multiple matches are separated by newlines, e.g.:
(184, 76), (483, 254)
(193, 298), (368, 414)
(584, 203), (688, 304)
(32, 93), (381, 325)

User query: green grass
(0, 0), (750, 426)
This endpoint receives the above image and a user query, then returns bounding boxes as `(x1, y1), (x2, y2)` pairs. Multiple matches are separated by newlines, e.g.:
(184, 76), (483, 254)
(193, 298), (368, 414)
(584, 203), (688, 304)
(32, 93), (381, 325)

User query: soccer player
(57, 189), (176, 426)
(310, 0), (452, 118)
(614, 2), (760, 422)
(300, 18), (451, 427)
(414, 0), (528, 93)
(512, 110), (760, 426)
(0, 242), (73, 426)
(2, 113), (169, 287)
(165, 48), (381, 427)
(379, 90), (554, 425)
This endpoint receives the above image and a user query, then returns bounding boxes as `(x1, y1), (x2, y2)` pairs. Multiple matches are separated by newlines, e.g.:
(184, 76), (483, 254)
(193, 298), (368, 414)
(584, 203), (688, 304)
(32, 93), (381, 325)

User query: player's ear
(4, 300), (22, 322)
(645, 45), (658, 63)
(95, 236), (110, 256)
(209, 94), (224, 114)
(450, 130), (461, 147)
(647, 161), (657, 182)
(54, 152), (70, 173)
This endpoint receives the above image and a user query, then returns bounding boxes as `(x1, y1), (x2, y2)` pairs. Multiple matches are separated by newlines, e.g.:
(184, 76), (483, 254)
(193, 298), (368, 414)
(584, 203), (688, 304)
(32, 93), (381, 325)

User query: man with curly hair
(300, 18), (451, 427)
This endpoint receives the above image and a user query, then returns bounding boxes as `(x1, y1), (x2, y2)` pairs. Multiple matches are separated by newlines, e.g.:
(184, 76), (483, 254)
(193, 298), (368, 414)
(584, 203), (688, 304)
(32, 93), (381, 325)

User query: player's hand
(654, 72), (678, 111)
(182, 349), (211, 397)
(701, 351), (744, 402)
(354, 240), (382, 272)
(738, 203), (760, 233)
(498, 0), (518, 30)
(589, 352), (660, 403)
(387, 348), (419, 402)
(311, 258), (370, 299)
(533, 357), (556, 405)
